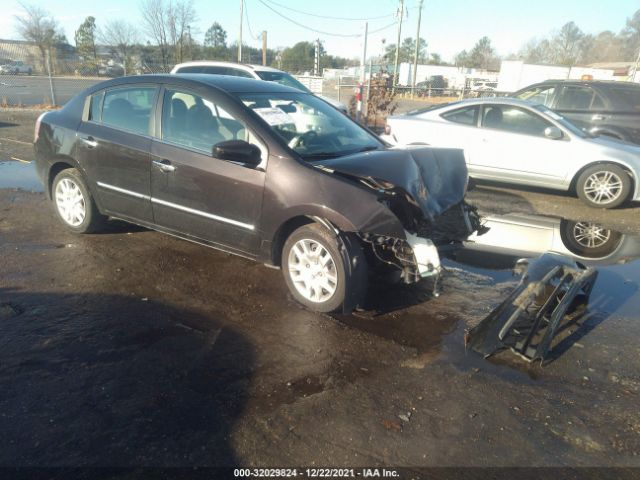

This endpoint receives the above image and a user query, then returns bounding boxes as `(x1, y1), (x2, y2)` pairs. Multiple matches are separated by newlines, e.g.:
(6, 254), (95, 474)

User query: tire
(282, 223), (350, 313)
(576, 163), (631, 209)
(52, 168), (106, 233)
(560, 220), (622, 258)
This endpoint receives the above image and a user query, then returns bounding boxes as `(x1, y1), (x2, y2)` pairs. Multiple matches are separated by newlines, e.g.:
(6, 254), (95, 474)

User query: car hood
(318, 146), (468, 221)
(586, 135), (640, 155)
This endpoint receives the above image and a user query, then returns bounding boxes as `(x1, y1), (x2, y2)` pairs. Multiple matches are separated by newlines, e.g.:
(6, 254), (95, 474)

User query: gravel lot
(1, 110), (640, 474)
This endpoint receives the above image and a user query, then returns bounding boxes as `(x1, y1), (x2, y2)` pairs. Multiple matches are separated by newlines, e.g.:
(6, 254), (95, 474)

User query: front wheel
(576, 164), (631, 209)
(282, 224), (351, 313)
(52, 168), (106, 233)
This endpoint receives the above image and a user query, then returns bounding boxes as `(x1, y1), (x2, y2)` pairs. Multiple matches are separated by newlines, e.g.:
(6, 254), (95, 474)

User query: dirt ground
(1, 110), (640, 475)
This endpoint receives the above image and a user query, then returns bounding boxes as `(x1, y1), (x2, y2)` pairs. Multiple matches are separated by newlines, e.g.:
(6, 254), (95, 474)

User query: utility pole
(356, 22), (368, 123)
(262, 31), (267, 66)
(238, 0), (243, 62)
(392, 0), (405, 90)
(314, 39), (321, 76)
(411, 0), (423, 98)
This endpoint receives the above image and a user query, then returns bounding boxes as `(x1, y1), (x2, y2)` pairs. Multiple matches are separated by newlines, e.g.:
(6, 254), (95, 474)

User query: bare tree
(551, 22), (584, 65)
(623, 9), (640, 60)
(99, 20), (139, 75)
(140, 0), (170, 69)
(14, 2), (63, 71)
(167, 0), (197, 64)
(139, 0), (196, 70)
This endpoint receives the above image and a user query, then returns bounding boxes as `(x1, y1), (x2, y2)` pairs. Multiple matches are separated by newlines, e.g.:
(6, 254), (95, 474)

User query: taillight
(34, 112), (47, 143)
(384, 124), (391, 135)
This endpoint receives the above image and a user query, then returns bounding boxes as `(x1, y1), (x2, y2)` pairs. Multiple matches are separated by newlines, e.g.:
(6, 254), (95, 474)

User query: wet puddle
(451, 213), (640, 317)
(0, 160), (43, 192)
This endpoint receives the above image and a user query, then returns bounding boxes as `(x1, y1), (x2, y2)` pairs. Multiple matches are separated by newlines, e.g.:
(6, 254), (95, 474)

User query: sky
(2, 0), (638, 62)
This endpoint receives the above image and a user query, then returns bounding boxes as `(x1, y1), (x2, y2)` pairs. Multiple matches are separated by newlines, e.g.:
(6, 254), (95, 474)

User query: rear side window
(607, 86), (640, 112)
(225, 68), (254, 78)
(102, 87), (157, 135)
(175, 65), (205, 73)
(556, 86), (603, 110)
(88, 91), (104, 122)
(441, 106), (479, 126)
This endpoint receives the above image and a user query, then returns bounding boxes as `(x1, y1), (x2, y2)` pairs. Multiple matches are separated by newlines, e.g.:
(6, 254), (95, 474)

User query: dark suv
(513, 80), (640, 145)
(34, 74), (480, 313)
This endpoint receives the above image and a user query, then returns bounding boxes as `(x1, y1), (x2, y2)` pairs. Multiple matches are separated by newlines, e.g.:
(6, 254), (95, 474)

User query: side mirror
(213, 140), (262, 166)
(544, 126), (563, 140)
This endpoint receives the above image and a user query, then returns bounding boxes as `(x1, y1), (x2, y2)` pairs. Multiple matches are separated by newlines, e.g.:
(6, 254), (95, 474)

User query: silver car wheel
(287, 238), (338, 303)
(55, 178), (86, 227)
(583, 171), (623, 205)
(572, 222), (611, 249)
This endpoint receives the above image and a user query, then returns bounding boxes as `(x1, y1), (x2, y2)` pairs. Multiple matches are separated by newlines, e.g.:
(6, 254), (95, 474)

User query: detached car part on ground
(465, 253), (598, 363)
(34, 74), (481, 313)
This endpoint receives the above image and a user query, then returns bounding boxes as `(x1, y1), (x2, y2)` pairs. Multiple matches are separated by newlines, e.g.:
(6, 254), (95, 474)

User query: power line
(256, 0), (362, 37)
(255, 0), (395, 38)
(368, 21), (398, 35)
(261, 0), (395, 21)
(243, 0), (262, 41)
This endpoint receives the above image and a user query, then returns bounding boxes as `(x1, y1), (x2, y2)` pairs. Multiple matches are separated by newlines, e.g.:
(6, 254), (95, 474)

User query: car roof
(519, 79), (640, 88)
(435, 97), (542, 108)
(395, 97), (544, 118)
(172, 61), (284, 74)
(88, 73), (303, 94)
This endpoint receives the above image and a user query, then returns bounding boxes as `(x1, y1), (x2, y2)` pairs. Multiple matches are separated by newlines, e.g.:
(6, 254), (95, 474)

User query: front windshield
(533, 104), (588, 138)
(240, 92), (383, 159)
(255, 71), (312, 93)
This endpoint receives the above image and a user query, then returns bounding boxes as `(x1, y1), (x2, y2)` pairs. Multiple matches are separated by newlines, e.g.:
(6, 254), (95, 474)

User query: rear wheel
(52, 168), (106, 233)
(282, 224), (349, 313)
(576, 163), (631, 209)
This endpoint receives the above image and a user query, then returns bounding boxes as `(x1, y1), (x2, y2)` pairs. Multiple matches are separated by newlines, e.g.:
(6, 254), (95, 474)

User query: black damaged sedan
(34, 74), (480, 312)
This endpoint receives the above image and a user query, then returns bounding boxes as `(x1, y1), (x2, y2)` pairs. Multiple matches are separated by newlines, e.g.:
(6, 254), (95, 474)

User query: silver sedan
(381, 98), (640, 208)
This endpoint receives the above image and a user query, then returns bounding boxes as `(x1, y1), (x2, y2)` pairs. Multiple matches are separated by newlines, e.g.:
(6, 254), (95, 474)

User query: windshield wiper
(355, 145), (380, 153)
(301, 152), (342, 160)
(302, 145), (380, 160)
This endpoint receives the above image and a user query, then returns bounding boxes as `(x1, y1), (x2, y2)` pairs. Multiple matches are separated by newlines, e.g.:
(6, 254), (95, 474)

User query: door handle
(81, 136), (98, 148)
(592, 114), (606, 121)
(152, 159), (176, 173)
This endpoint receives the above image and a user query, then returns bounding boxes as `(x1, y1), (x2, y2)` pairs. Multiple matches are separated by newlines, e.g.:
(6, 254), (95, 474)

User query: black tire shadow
(99, 218), (149, 234)
(0, 289), (254, 468)
(0, 121), (19, 128)
(360, 277), (436, 314)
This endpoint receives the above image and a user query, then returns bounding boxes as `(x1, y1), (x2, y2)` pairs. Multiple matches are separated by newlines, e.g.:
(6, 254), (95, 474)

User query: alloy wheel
(572, 222), (611, 249)
(287, 238), (338, 303)
(55, 178), (86, 227)
(583, 171), (623, 205)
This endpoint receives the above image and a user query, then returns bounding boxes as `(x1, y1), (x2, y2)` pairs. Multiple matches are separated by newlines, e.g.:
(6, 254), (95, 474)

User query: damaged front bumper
(361, 201), (482, 291)
(465, 253), (598, 363)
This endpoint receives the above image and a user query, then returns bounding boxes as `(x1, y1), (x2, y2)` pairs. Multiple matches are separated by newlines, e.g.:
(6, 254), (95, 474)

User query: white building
(497, 60), (617, 92)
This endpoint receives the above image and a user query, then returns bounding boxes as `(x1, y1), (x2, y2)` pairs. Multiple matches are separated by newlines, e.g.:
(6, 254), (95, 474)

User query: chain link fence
(0, 41), (511, 135)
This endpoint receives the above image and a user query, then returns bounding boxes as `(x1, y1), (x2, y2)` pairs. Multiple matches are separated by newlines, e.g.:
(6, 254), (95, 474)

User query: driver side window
(161, 89), (247, 153)
(481, 105), (552, 137)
